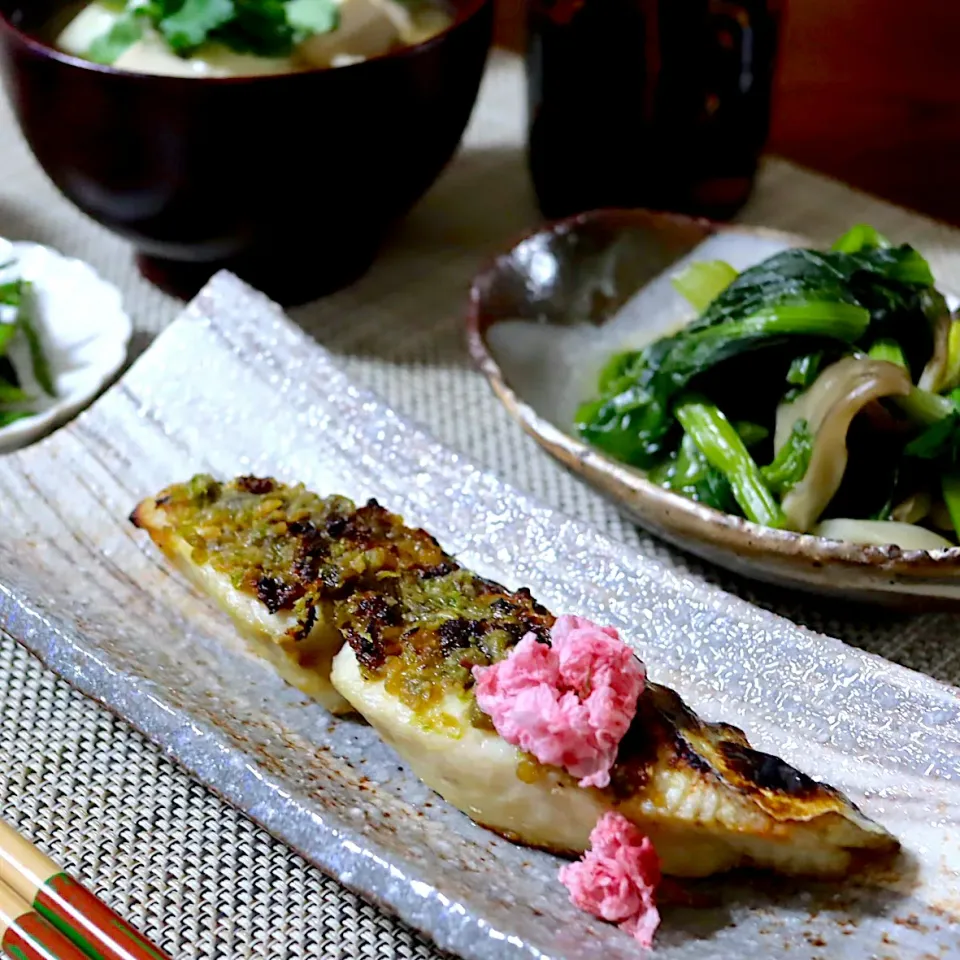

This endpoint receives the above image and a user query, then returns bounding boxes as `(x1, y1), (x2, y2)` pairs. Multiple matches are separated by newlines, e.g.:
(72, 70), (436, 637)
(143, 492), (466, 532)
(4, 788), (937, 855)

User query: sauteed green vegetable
(575, 225), (960, 550)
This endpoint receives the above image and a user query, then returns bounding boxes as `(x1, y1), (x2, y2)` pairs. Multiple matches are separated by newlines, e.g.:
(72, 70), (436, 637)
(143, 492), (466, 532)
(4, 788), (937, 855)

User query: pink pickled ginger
(472, 614), (645, 788)
(559, 812), (661, 948)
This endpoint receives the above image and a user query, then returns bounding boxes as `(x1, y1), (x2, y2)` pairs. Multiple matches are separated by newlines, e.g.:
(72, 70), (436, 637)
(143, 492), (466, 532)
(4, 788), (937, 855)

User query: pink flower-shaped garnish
(471, 614), (645, 788)
(558, 812), (661, 948)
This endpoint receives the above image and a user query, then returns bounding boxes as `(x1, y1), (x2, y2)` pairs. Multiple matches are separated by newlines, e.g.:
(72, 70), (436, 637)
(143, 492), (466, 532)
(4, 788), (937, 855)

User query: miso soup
(56, 0), (453, 77)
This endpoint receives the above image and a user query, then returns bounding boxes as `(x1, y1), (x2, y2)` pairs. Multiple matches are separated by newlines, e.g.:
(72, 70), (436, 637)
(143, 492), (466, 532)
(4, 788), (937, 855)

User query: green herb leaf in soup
(56, 0), (453, 76)
(85, 11), (144, 64)
(159, 0), (237, 53)
(286, 0), (341, 35)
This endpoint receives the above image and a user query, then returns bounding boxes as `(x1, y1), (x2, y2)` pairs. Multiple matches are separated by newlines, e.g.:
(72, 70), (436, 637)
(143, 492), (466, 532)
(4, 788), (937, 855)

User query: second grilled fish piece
(328, 574), (897, 878)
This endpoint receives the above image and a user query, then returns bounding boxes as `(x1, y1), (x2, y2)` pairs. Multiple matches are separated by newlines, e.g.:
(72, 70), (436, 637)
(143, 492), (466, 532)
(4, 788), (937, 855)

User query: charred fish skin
(135, 475), (899, 879)
(331, 645), (897, 879)
(602, 681), (895, 877)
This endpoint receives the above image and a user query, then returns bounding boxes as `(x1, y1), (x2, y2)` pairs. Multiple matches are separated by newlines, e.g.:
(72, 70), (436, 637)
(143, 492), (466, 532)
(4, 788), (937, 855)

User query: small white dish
(0, 238), (132, 453)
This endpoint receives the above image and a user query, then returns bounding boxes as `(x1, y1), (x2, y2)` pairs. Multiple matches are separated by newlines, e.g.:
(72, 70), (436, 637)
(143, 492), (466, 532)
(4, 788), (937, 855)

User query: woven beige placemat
(2, 50), (960, 959)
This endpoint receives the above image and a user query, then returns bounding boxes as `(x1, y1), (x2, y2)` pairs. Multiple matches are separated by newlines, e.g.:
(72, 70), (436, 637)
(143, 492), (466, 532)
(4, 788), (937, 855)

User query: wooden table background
(493, 0), (960, 226)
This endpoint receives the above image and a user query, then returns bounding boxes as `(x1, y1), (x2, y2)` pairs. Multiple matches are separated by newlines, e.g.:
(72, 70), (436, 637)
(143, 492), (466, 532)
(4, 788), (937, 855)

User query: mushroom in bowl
(0, 0), (492, 305)
(467, 210), (960, 607)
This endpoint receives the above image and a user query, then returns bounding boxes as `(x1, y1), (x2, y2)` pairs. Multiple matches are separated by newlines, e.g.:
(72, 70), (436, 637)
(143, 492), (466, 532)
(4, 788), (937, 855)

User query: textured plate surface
(468, 209), (960, 607)
(0, 237), (132, 452)
(0, 272), (957, 960)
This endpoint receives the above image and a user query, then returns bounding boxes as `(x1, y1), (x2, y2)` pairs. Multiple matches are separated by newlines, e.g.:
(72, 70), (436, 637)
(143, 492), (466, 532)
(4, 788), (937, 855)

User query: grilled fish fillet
(131, 475), (456, 715)
(133, 475), (898, 878)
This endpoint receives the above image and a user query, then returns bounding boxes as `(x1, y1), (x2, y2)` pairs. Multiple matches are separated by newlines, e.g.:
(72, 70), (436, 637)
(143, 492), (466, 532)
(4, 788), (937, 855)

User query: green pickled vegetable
(941, 318), (960, 393)
(0, 411), (29, 428)
(904, 397), (960, 462)
(0, 265), (56, 430)
(864, 338), (949, 429)
(0, 381), (29, 404)
(0, 324), (16, 355)
(16, 284), (55, 397)
(688, 244), (934, 332)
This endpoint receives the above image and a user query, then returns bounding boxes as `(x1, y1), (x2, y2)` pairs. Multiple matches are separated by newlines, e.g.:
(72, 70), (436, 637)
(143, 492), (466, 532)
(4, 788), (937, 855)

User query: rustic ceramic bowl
(467, 208), (960, 608)
(0, 0), (491, 306)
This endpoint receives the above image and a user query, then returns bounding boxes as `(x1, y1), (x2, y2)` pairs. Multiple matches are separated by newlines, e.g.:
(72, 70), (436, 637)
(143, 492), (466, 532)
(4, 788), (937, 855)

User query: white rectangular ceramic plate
(0, 273), (957, 960)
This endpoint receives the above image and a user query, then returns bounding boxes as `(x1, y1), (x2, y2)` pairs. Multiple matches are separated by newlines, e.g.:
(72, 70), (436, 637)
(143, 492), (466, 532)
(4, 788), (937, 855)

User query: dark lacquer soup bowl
(0, 0), (491, 304)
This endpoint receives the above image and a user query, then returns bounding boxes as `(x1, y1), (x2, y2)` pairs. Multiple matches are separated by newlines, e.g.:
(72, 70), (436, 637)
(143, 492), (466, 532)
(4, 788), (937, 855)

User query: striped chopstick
(0, 880), (91, 959)
(0, 819), (171, 960)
